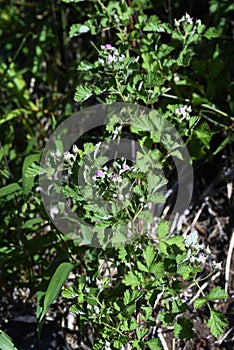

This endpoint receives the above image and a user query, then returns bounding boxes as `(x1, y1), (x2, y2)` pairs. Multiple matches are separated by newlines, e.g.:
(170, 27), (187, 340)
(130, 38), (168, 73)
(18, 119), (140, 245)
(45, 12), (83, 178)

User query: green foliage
(207, 310), (228, 338)
(0, 330), (18, 350)
(38, 262), (74, 323)
(0, 0), (232, 348)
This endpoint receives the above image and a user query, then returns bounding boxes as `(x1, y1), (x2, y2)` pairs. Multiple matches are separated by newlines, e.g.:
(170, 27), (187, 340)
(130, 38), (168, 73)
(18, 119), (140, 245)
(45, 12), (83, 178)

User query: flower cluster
(63, 145), (79, 165)
(93, 160), (131, 202)
(174, 13), (201, 28)
(175, 105), (192, 120)
(98, 44), (126, 67)
(185, 230), (211, 266)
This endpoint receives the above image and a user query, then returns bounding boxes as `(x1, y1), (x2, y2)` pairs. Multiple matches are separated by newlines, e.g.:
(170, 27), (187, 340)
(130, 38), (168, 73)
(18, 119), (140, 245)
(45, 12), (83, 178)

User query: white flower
(50, 207), (59, 219)
(51, 149), (62, 162)
(64, 151), (76, 164)
(72, 144), (79, 154)
(185, 13), (193, 25)
(197, 252), (206, 264)
(175, 105), (192, 120)
(106, 55), (115, 63)
(175, 13), (194, 27)
(212, 261), (223, 270)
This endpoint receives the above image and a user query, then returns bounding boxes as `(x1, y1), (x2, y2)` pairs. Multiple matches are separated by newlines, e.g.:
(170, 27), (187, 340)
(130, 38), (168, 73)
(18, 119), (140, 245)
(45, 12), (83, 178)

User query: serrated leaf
(39, 262), (74, 322)
(194, 297), (207, 309)
(143, 15), (161, 32)
(185, 230), (198, 247)
(0, 330), (18, 350)
(204, 27), (219, 39)
(166, 236), (185, 251)
(159, 241), (169, 255)
(62, 285), (78, 299)
(122, 271), (143, 288)
(124, 290), (142, 306)
(69, 23), (90, 37)
(150, 261), (164, 276)
(195, 122), (211, 149)
(148, 192), (165, 204)
(144, 245), (156, 269)
(158, 221), (170, 238)
(147, 174), (166, 192)
(174, 317), (194, 340)
(137, 261), (148, 272)
(208, 287), (228, 301)
(147, 338), (162, 350)
(177, 265), (195, 280)
(171, 300), (187, 314)
(74, 85), (92, 102)
(170, 149), (183, 160)
(138, 209), (153, 223)
(158, 311), (174, 325)
(207, 310), (228, 338)
(118, 246), (127, 262)
(25, 163), (48, 177)
(22, 153), (41, 194)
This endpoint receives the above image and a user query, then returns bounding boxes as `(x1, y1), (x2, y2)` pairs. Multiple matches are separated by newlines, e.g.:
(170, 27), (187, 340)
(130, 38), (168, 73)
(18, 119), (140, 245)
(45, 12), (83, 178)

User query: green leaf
(122, 271), (143, 289)
(39, 262), (74, 322)
(208, 287), (228, 301)
(166, 236), (185, 251)
(143, 15), (161, 31)
(158, 311), (174, 325)
(69, 24), (90, 37)
(171, 300), (187, 314)
(0, 330), (18, 350)
(204, 27), (219, 39)
(207, 310), (228, 338)
(137, 261), (148, 272)
(185, 230), (198, 247)
(159, 241), (169, 255)
(194, 297), (207, 309)
(158, 221), (170, 239)
(25, 163), (48, 177)
(195, 122), (211, 149)
(213, 135), (232, 155)
(0, 183), (22, 198)
(147, 338), (162, 350)
(138, 209), (153, 223)
(118, 246), (127, 262)
(124, 290), (142, 306)
(74, 85), (92, 102)
(174, 317), (194, 340)
(150, 261), (164, 277)
(22, 154), (41, 194)
(63, 0), (86, 2)
(148, 192), (165, 204)
(144, 245), (156, 269)
(177, 265), (196, 280)
(22, 217), (43, 229)
(0, 108), (30, 125)
(62, 285), (78, 299)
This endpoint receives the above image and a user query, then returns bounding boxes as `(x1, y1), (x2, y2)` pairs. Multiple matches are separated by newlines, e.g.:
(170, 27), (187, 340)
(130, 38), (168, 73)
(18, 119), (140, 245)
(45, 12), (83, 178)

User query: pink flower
(122, 164), (129, 171)
(198, 253), (206, 264)
(95, 170), (105, 177)
(104, 44), (113, 50)
(106, 55), (115, 63)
